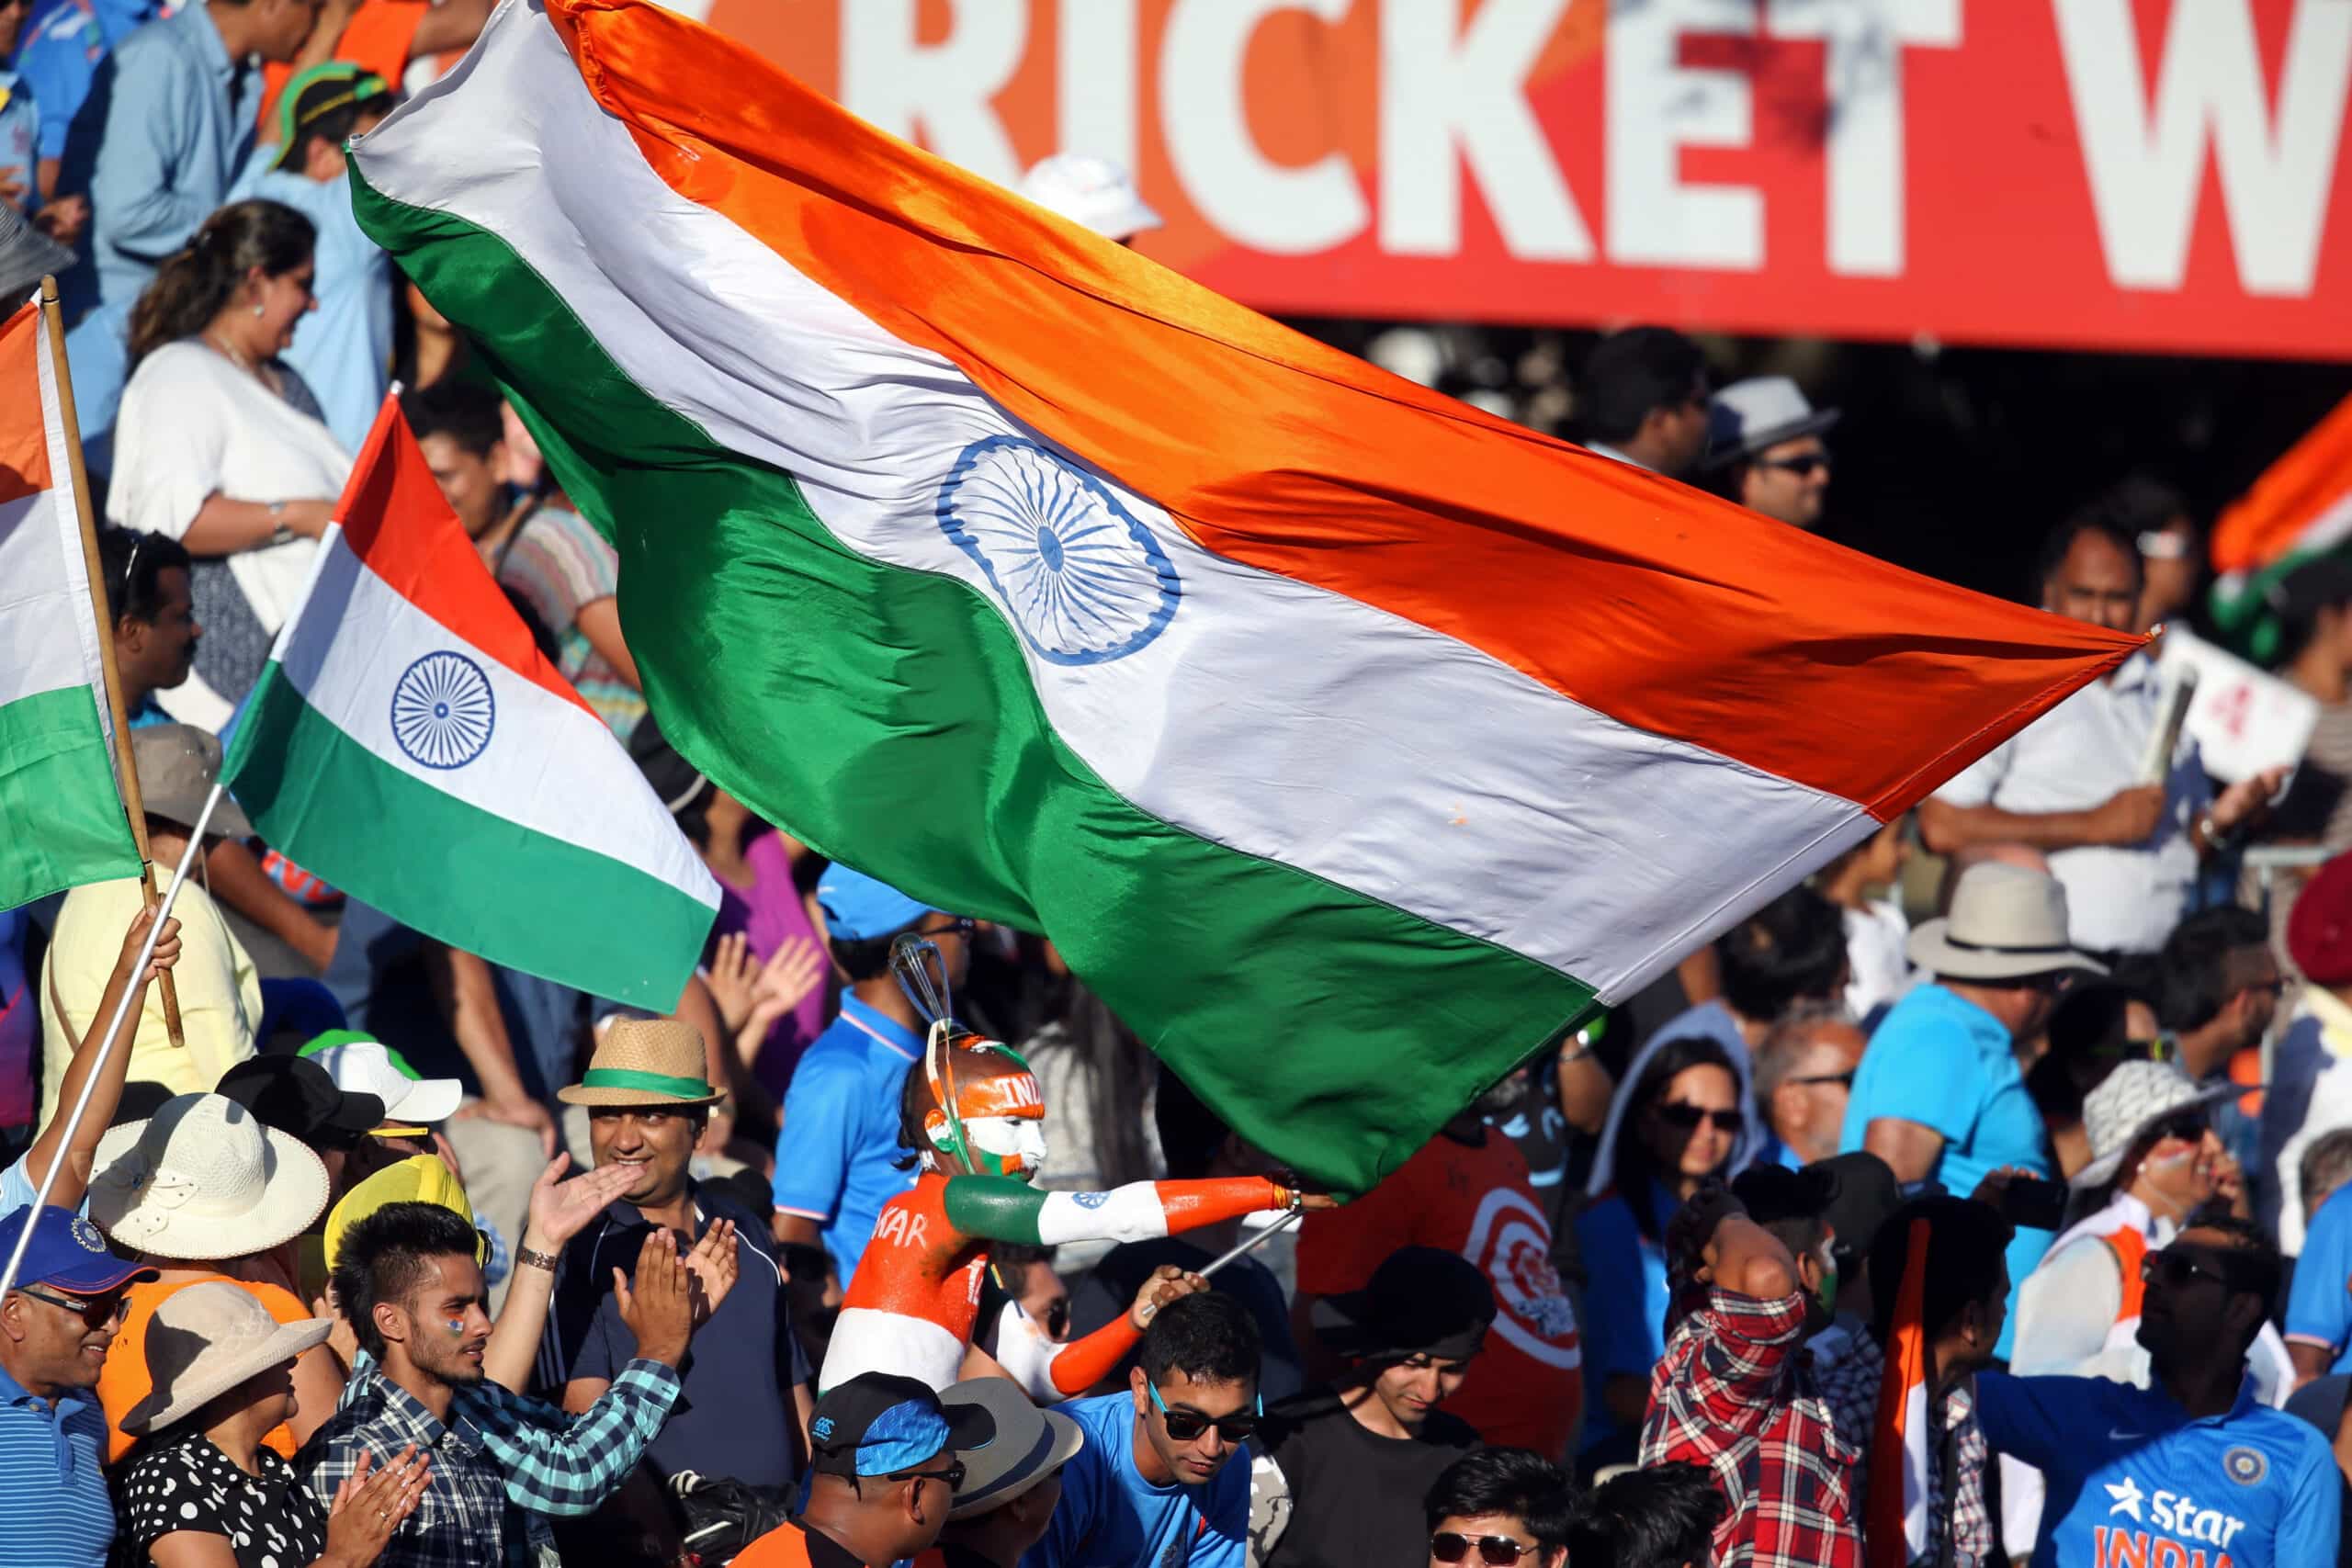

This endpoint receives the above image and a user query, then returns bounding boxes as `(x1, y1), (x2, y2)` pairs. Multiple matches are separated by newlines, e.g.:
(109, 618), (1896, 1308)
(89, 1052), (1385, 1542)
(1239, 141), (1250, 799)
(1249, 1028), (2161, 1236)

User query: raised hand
(615, 1228), (694, 1368)
(524, 1153), (641, 1252)
(114, 907), (182, 986)
(702, 931), (760, 1033)
(322, 1446), (429, 1568)
(682, 1217), (741, 1326)
(1128, 1264), (1209, 1330)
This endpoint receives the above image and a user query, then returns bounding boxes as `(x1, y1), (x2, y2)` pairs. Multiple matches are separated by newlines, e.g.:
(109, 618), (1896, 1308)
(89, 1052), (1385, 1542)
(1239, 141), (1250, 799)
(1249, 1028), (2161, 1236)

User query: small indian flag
(220, 395), (719, 1007)
(2211, 392), (2352, 575)
(348, 0), (2134, 1190)
(1869, 1217), (1935, 1568)
(0, 294), (140, 911)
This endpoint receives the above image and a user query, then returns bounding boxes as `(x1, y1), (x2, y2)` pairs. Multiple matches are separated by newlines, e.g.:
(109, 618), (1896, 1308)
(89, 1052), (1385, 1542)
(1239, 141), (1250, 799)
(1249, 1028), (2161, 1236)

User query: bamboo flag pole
(0, 784), (218, 1306)
(42, 275), (186, 1049)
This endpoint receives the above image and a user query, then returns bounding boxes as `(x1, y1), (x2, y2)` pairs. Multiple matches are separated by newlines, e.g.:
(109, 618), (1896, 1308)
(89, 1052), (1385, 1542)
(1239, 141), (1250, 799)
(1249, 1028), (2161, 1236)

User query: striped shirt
(492, 504), (644, 737)
(0, 1359), (114, 1568)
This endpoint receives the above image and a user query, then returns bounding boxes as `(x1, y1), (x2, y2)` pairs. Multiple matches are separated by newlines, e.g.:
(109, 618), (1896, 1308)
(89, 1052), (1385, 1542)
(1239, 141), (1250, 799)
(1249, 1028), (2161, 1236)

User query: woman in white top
(110, 199), (350, 729)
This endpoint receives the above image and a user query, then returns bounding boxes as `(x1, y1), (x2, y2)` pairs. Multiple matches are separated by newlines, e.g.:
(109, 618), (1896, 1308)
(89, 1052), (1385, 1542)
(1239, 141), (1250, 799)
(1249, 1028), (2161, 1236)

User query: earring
(251, 303), (266, 318)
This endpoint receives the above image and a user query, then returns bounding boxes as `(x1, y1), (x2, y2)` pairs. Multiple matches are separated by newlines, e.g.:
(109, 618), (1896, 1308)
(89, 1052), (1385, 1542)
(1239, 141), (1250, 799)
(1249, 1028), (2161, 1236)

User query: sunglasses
(1044, 1297), (1070, 1338)
(1431, 1532), (1541, 1565)
(19, 1286), (132, 1329)
(1653, 1102), (1744, 1134)
(2140, 1249), (2256, 1293)
(1757, 452), (1829, 478)
(887, 1459), (967, 1493)
(917, 916), (977, 941)
(2145, 1112), (2210, 1145)
(1786, 1070), (1856, 1089)
(1148, 1380), (1261, 1444)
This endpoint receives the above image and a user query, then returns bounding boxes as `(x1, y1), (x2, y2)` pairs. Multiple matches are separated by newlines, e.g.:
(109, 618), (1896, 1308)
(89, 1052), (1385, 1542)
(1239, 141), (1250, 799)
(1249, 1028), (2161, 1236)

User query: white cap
(1019, 152), (1163, 243)
(305, 1037), (466, 1127)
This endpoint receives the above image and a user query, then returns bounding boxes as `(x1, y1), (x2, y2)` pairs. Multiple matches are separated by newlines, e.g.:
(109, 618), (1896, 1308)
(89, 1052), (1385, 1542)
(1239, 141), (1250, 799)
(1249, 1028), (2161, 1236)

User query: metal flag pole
(1134, 1209), (1305, 1325)
(0, 782), (222, 1305)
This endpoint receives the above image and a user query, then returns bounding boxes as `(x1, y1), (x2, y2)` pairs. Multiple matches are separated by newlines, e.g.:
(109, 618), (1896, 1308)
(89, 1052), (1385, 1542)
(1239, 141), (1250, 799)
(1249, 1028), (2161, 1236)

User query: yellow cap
(324, 1155), (487, 1270)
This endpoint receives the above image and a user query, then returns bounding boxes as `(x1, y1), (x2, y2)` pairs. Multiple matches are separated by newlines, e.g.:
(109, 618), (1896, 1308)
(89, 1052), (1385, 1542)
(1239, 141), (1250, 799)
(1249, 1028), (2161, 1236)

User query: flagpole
(41, 275), (185, 1050)
(0, 782), (220, 1306)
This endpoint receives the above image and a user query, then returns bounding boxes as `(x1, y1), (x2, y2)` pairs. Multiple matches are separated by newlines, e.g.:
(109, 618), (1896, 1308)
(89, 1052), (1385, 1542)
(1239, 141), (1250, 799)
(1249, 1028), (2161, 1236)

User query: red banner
(677, 0), (2352, 361)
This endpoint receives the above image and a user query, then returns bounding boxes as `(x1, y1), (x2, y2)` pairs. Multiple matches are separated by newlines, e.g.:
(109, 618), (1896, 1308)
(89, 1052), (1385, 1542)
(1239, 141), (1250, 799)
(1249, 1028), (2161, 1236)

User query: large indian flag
(0, 295), (140, 911)
(221, 396), (720, 1008)
(349, 0), (2135, 1190)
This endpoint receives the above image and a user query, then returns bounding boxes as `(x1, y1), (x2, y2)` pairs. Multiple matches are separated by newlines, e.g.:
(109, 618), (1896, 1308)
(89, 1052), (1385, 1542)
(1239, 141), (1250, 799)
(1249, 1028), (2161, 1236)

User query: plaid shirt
(1639, 1287), (1863, 1568)
(1811, 1324), (1993, 1568)
(300, 1358), (682, 1568)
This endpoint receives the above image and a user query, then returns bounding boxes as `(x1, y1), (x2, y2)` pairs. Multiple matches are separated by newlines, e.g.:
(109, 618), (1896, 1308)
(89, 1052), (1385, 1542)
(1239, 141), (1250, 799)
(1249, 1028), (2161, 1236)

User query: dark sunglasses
(1653, 1102), (1744, 1134)
(1148, 1381), (1261, 1444)
(1757, 453), (1830, 478)
(2141, 1249), (2256, 1293)
(887, 1459), (967, 1493)
(1786, 1070), (1856, 1089)
(1431, 1532), (1541, 1565)
(2145, 1112), (2209, 1145)
(918, 916), (977, 940)
(1044, 1297), (1070, 1338)
(19, 1286), (131, 1328)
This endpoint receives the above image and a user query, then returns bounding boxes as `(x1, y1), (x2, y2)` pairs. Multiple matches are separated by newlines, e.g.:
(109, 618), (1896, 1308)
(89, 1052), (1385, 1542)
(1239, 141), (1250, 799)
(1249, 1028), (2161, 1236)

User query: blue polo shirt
(2286, 1183), (2352, 1375)
(0, 1358), (114, 1568)
(1976, 1371), (2341, 1568)
(771, 994), (920, 1289)
(14, 0), (158, 164)
(535, 1180), (810, 1490)
(1841, 983), (2055, 1359)
(1022, 1392), (1247, 1568)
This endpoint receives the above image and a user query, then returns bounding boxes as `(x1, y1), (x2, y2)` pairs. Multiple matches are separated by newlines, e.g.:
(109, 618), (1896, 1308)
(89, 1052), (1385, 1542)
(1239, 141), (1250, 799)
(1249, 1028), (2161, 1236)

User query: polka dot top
(119, 1433), (329, 1568)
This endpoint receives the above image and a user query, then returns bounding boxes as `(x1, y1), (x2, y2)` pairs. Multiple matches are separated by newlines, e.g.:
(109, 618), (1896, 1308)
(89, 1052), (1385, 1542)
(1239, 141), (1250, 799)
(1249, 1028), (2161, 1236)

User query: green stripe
(0, 685), (141, 910)
(222, 669), (715, 1010)
(351, 169), (1597, 1194)
(943, 1175), (1049, 1246)
(580, 1067), (717, 1099)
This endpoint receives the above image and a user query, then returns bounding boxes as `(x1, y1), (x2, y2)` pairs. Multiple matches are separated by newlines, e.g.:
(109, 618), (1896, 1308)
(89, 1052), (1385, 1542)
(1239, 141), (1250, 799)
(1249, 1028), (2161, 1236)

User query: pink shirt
(717, 830), (831, 1092)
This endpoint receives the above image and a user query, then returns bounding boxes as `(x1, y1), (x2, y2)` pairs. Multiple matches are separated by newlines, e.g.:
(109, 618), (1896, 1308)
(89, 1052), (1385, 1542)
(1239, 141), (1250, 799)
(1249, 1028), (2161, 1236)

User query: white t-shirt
(106, 339), (350, 637)
(1842, 897), (1911, 1022)
(1932, 651), (2209, 954)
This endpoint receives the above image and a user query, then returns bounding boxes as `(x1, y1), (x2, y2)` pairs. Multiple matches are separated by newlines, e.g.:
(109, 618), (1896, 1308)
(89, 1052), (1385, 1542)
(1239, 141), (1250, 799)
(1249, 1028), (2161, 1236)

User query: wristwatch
(266, 500), (294, 547)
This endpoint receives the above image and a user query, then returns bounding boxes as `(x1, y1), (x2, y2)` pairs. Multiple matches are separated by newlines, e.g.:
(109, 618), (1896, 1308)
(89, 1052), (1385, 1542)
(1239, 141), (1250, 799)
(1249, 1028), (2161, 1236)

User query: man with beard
(1975, 1216), (2341, 1567)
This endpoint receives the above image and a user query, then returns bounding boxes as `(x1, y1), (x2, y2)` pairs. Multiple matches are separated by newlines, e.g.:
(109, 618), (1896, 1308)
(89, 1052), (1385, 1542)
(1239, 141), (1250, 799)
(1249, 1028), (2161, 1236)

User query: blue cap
(0, 1205), (154, 1294)
(817, 865), (936, 943)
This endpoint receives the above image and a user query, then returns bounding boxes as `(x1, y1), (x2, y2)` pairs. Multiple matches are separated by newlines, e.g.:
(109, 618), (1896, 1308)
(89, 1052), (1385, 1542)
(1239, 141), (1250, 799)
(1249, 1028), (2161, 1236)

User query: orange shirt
(99, 1277), (311, 1463)
(258, 1), (432, 130)
(1295, 1126), (1584, 1461)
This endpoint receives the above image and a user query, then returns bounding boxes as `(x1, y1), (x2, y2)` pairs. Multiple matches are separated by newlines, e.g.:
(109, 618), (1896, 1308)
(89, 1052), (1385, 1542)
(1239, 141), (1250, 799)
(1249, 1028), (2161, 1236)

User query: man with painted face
(1024, 1292), (1260, 1568)
(1974, 1214), (2341, 1568)
(1250, 1247), (1491, 1568)
(817, 1020), (1327, 1400)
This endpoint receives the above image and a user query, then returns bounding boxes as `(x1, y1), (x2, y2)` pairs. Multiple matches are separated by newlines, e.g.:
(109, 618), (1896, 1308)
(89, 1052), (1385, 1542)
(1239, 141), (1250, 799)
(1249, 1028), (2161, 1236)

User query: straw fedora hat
(120, 1281), (333, 1436)
(558, 1019), (724, 1108)
(2071, 1061), (2238, 1191)
(87, 1094), (329, 1260)
(1905, 863), (2108, 983)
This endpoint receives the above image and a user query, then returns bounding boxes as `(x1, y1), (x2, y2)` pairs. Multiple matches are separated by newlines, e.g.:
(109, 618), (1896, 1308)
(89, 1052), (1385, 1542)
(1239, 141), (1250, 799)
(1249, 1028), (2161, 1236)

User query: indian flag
(220, 396), (720, 1008)
(0, 295), (141, 911)
(2211, 392), (2352, 575)
(1869, 1216), (1935, 1568)
(348, 0), (2133, 1190)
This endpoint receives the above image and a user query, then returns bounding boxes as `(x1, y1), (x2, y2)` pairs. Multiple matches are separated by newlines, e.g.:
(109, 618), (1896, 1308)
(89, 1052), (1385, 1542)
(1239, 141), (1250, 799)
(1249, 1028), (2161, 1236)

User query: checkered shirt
(1639, 1287), (1864, 1568)
(300, 1358), (682, 1568)
(1812, 1325), (1994, 1568)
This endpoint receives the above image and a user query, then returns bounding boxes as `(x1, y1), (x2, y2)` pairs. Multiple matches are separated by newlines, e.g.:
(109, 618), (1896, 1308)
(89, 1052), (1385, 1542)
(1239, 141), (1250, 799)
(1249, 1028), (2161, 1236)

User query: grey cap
(131, 724), (254, 840)
(939, 1376), (1085, 1520)
(0, 201), (75, 306)
(1704, 377), (1839, 468)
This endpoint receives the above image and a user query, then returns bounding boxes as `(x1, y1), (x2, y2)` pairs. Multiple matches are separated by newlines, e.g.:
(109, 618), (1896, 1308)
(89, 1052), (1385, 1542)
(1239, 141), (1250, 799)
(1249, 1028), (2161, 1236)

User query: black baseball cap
(1313, 1246), (1495, 1363)
(1810, 1152), (1904, 1276)
(214, 1055), (386, 1153)
(808, 1373), (995, 1480)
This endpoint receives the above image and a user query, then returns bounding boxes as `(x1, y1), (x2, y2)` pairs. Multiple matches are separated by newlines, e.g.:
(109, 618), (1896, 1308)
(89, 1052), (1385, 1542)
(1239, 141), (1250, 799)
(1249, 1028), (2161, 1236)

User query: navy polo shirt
(535, 1180), (810, 1489)
(0, 1358), (114, 1568)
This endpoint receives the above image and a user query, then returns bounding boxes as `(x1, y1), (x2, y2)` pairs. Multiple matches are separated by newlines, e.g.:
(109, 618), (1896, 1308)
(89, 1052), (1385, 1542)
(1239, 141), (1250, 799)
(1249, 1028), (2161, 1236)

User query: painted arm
(942, 1174), (1291, 1247)
(990, 1266), (1207, 1400)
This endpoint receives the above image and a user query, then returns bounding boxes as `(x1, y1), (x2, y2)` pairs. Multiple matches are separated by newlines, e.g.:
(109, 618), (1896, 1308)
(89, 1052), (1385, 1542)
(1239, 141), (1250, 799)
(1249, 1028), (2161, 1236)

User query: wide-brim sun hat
(1905, 862), (2107, 982)
(1702, 376), (1840, 468)
(2071, 1061), (2239, 1190)
(558, 1018), (725, 1108)
(119, 1281), (334, 1436)
(87, 1094), (329, 1260)
(939, 1377), (1085, 1520)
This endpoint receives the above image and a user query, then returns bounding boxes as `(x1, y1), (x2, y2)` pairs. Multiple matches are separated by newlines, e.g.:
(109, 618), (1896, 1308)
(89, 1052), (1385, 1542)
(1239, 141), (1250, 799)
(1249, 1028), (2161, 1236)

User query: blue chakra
(1073, 1190), (1111, 1209)
(936, 435), (1181, 667)
(390, 651), (496, 770)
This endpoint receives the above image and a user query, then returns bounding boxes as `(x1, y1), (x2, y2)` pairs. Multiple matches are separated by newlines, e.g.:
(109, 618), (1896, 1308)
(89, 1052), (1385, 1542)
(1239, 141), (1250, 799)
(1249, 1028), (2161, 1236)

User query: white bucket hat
(119, 1281), (333, 1436)
(2073, 1061), (2237, 1190)
(1018, 152), (1162, 243)
(88, 1094), (330, 1260)
(1905, 863), (2107, 983)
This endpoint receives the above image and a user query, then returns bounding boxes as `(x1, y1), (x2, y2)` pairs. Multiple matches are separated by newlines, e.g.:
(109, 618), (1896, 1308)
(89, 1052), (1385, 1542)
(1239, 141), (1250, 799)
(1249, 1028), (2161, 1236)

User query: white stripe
(0, 300), (114, 767)
(1035, 1184), (1172, 1248)
(1898, 1375), (1930, 1554)
(820, 1306), (967, 1393)
(271, 527), (718, 908)
(356, 5), (1870, 998)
